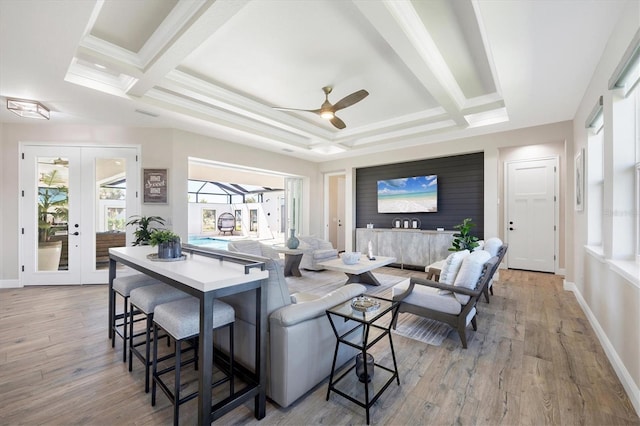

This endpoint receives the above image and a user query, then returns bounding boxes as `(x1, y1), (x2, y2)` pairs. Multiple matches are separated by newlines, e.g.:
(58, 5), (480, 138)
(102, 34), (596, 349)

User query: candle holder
(355, 353), (375, 383)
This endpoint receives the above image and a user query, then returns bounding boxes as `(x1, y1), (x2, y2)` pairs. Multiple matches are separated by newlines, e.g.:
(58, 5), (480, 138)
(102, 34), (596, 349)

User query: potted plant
(449, 217), (480, 252)
(38, 170), (68, 270)
(126, 215), (165, 246)
(149, 229), (182, 259)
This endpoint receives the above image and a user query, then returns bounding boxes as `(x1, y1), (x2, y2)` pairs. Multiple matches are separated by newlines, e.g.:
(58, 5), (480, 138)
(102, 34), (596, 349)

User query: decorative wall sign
(143, 168), (168, 204)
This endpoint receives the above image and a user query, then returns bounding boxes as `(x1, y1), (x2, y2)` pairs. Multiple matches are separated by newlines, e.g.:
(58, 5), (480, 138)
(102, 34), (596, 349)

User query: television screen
(377, 175), (438, 213)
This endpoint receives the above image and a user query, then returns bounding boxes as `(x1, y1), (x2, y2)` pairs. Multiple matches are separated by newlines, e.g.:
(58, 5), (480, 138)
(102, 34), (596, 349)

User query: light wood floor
(1, 268), (638, 425)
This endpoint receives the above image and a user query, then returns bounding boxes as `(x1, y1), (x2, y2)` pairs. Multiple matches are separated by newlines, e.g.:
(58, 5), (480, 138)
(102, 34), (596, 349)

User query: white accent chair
(296, 235), (338, 271)
(392, 251), (499, 348)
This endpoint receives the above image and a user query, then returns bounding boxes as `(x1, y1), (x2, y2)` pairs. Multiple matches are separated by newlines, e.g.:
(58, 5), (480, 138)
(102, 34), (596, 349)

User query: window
(201, 208), (216, 234)
(586, 96), (604, 246)
(608, 30), (639, 261)
(235, 209), (242, 232)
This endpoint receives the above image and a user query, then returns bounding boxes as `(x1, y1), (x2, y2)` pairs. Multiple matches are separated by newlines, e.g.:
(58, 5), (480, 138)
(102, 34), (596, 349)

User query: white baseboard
(556, 267), (566, 276)
(563, 279), (640, 417)
(0, 279), (21, 289)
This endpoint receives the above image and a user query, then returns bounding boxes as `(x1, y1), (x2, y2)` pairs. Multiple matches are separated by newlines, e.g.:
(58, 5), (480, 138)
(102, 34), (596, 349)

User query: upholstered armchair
(425, 238), (507, 303)
(227, 240), (284, 268)
(481, 238), (508, 298)
(391, 251), (498, 348)
(296, 236), (338, 271)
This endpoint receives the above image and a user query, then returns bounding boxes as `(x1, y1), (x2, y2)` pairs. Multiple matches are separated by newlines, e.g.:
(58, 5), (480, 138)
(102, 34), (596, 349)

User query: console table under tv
(355, 228), (455, 270)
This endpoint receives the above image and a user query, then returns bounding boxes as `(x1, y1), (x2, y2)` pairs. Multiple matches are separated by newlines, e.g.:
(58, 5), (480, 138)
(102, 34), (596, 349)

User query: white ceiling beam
(354, 0), (471, 127)
(126, 0), (250, 97)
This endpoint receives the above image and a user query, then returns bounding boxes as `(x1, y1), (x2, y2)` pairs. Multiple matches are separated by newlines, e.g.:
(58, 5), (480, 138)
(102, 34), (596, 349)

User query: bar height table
(108, 245), (269, 425)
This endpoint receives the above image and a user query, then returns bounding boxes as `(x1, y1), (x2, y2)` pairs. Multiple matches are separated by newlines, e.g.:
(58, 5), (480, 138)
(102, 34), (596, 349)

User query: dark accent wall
(355, 152), (484, 238)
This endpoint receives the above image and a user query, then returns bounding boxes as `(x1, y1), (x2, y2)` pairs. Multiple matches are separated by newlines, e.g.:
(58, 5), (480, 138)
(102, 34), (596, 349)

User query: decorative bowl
(341, 252), (361, 265)
(351, 296), (380, 313)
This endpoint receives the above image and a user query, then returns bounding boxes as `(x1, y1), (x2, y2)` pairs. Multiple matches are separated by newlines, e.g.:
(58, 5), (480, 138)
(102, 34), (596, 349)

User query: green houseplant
(449, 217), (480, 252)
(38, 170), (68, 270)
(126, 215), (165, 246)
(149, 229), (182, 259)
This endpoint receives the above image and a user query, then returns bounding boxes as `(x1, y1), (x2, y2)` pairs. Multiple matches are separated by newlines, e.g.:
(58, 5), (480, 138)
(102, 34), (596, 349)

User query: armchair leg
(458, 327), (468, 349)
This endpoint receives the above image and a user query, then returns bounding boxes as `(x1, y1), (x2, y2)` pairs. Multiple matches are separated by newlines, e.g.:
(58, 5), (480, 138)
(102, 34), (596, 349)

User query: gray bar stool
(129, 283), (190, 392)
(152, 297), (235, 426)
(111, 273), (160, 362)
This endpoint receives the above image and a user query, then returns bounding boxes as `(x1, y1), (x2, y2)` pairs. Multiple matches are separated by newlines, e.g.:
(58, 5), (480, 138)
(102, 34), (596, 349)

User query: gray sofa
(224, 240), (364, 407)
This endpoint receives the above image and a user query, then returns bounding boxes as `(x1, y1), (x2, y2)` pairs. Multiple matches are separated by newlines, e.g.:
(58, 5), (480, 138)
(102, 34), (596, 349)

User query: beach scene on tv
(377, 175), (438, 213)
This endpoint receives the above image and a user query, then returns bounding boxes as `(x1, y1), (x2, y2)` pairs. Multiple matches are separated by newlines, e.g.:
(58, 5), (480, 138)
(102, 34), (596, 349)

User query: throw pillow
(483, 237), (503, 257)
(452, 250), (491, 304)
(437, 250), (470, 294)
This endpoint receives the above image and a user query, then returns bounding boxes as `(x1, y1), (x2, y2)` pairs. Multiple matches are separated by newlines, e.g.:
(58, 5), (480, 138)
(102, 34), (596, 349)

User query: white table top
(109, 246), (268, 293)
(317, 255), (396, 274)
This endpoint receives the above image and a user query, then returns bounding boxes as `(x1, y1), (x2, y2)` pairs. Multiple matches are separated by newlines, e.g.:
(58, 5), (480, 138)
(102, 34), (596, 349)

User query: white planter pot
(38, 240), (62, 271)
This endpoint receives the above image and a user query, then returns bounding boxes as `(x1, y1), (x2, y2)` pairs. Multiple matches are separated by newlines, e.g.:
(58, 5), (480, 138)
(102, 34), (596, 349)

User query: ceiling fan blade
(273, 107), (322, 114)
(332, 89), (369, 112)
(330, 116), (346, 129)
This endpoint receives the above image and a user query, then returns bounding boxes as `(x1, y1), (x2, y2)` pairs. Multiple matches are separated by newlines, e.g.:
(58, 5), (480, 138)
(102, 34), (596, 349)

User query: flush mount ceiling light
(6, 98), (50, 120)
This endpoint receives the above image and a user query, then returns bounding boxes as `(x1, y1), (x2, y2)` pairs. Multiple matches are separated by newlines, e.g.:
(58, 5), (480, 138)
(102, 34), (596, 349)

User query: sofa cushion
(483, 237), (503, 257)
(453, 250), (491, 304)
(391, 278), (462, 314)
(270, 284), (365, 327)
(228, 240), (263, 257)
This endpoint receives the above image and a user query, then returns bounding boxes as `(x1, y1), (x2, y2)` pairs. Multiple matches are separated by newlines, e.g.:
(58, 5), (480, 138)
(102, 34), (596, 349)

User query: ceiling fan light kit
(274, 86), (368, 129)
(6, 98), (50, 120)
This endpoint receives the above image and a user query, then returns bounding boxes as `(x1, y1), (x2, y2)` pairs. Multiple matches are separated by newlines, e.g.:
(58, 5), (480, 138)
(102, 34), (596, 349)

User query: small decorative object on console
(351, 296), (381, 313)
(341, 251), (361, 265)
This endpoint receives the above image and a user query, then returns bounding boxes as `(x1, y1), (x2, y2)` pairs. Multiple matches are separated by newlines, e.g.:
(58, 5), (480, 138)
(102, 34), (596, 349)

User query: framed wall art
(143, 168), (168, 204)
(575, 149), (584, 211)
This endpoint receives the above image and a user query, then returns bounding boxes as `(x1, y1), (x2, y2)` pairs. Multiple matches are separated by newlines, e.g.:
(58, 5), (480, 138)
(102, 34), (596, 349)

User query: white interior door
(336, 176), (345, 252)
(21, 145), (138, 285)
(505, 158), (557, 272)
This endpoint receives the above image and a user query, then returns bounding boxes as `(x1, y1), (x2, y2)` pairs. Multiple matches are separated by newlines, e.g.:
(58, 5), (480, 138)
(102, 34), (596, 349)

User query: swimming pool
(187, 237), (229, 250)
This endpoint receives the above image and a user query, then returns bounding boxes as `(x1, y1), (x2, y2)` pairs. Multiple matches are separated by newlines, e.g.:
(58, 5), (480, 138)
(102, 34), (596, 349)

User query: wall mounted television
(377, 175), (438, 213)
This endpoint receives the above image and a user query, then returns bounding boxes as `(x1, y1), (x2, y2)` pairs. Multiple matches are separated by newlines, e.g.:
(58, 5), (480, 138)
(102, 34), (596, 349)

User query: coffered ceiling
(0, 0), (628, 161)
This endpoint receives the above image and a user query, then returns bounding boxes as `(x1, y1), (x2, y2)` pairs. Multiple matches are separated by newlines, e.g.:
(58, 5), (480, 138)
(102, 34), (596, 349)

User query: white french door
(21, 145), (139, 285)
(505, 157), (558, 273)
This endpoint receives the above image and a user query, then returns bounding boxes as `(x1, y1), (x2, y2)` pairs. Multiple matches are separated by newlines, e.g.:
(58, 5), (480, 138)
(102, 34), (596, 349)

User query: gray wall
(355, 152), (484, 237)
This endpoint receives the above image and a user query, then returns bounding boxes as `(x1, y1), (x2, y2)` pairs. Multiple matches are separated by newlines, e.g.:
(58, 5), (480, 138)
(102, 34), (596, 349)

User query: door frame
(323, 171), (346, 250)
(19, 142), (141, 285)
(503, 156), (560, 274)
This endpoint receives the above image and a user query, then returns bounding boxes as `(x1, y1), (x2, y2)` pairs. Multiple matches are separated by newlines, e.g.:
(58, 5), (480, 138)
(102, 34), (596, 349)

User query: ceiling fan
(273, 86), (369, 129)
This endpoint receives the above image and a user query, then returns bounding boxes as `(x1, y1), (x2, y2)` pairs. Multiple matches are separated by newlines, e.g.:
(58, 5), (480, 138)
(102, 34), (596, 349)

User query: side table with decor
(325, 295), (400, 425)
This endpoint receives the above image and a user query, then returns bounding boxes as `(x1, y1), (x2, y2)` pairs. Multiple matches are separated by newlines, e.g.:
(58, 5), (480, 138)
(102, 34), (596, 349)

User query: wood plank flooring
(0, 268), (638, 425)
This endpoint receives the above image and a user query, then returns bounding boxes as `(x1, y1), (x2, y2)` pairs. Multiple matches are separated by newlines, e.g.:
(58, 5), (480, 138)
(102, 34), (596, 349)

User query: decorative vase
(286, 229), (299, 249)
(158, 239), (182, 259)
(355, 353), (375, 383)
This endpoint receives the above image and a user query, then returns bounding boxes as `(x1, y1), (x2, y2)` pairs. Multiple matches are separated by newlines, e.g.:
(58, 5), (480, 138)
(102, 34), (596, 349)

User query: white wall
(569, 0), (640, 414)
(0, 125), (319, 282)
